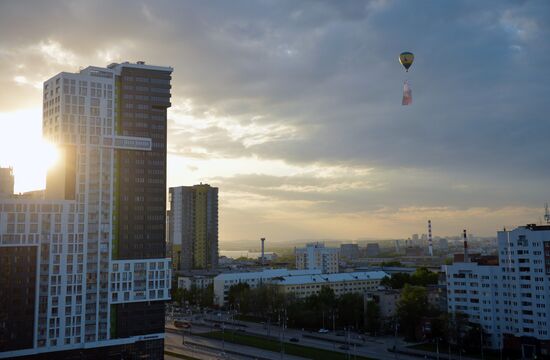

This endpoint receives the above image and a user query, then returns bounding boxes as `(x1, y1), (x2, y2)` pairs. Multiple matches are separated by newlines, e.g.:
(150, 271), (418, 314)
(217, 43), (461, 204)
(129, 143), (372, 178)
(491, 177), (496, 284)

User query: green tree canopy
(364, 300), (381, 335)
(397, 284), (429, 340)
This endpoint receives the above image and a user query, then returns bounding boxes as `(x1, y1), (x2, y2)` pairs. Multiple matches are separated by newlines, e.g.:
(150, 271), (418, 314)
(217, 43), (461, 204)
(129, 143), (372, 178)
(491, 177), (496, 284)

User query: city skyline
(1, 1), (549, 244)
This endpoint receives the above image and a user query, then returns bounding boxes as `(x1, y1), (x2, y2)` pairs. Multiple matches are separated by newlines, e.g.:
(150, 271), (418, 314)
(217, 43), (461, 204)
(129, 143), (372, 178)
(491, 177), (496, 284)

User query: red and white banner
(402, 81), (412, 105)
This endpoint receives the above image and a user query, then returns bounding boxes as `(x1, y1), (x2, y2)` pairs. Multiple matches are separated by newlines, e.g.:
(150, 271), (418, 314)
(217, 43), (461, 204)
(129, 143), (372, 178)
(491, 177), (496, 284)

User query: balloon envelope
(399, 52), (414, 71)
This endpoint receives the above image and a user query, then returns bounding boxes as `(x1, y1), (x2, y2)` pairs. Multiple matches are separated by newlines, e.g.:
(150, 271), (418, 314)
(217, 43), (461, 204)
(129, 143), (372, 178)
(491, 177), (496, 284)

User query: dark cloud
(1, 0), (549, 239)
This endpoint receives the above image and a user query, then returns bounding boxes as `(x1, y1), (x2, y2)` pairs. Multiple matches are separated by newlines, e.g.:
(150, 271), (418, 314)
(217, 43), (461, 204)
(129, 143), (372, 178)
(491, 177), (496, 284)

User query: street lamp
(279, 307), (287, 360)
(393, 320), (399, 360)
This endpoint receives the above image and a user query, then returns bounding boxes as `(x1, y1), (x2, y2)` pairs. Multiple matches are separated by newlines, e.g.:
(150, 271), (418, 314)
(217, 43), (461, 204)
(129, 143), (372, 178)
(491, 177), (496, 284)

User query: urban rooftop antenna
(463, 229), (469, 263)
(428, 220), (433, 257)
(260, 237), (266, 265)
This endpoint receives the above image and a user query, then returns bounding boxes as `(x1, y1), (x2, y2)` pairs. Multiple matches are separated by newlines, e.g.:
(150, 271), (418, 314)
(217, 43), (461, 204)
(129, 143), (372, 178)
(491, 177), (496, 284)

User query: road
(165, 328), (308, 360)
(166, 311), (422, 360)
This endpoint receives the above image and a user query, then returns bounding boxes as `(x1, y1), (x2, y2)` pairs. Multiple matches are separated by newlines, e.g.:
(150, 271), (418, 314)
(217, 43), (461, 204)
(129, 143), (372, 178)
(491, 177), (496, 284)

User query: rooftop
(273, 271), (388, 285)
(214, 268), (321, 281)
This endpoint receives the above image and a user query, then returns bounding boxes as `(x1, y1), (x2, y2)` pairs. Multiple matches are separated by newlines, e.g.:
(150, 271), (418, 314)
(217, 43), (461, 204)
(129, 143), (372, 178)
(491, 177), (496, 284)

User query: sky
(0, 0), (549, 246)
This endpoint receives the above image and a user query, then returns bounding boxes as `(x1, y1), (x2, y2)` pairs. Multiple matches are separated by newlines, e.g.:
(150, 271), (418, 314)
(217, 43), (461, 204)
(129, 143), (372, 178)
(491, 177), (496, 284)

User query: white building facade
(445, 224), (550, 357)
(213, 269), (321, 306)
(275, 271), (387, 299)
(178, 275), (214, 291)
(295, 242), (339, 274)
(213, 268), (386, 306)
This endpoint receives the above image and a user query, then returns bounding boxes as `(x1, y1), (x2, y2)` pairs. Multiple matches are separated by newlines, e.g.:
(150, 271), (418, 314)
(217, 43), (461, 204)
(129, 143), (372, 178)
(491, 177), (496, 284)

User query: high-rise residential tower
(0, 61), (172, 359)
(445, 224), (550, 357)
(168, 184), (218, 271)
(295, 242), (339, 274)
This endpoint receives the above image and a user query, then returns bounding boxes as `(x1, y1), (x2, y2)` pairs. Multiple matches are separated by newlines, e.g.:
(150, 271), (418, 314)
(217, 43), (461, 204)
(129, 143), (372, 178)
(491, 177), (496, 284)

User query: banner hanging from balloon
(402, 80), (412, 105)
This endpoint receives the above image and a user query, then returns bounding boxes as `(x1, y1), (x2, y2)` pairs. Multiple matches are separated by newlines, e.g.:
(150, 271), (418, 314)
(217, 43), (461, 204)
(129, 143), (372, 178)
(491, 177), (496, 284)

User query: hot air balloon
(399, 52), (414, 72)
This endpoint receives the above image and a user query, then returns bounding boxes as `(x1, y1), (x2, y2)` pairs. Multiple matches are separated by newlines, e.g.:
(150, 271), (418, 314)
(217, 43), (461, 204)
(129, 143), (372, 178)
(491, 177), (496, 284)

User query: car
(213, 323), (221, 328)
(338, 345), (350, 350)
(289, 337), (299, 343)
(318, 328), (329, 333)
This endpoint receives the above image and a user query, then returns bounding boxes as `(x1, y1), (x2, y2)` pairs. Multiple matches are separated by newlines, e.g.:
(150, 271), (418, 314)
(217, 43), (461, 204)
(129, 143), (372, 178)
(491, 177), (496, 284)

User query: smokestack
(261, 237), (265, 265)
(428, 220), (433, 257)
(463, 229), (469, 263)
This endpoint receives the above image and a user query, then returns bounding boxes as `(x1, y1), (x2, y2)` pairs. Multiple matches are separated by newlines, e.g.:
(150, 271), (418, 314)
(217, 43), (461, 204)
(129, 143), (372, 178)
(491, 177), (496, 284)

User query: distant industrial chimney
(463, 229), (469, 263)
(428, 220), (433, 257)
(261, 237), (266, 265)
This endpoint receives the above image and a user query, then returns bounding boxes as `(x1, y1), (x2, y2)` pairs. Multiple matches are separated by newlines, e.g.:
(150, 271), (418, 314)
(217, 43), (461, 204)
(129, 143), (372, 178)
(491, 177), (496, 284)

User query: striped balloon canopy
(399, 52), (414, 71)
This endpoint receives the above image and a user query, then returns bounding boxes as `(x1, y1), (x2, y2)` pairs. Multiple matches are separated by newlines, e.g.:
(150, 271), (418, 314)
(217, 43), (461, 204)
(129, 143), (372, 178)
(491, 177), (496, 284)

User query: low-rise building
(364, 289), (401, 332)
(213, 268), (321, 306)
(274, 271), (387, 299)
(178, 275), (214, 291)
(213, 268), (387, 306)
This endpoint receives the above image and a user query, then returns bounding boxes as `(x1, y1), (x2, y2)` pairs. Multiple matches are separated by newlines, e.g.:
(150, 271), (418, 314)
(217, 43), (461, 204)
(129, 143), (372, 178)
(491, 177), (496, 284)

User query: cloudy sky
(0, 0), (549, 246)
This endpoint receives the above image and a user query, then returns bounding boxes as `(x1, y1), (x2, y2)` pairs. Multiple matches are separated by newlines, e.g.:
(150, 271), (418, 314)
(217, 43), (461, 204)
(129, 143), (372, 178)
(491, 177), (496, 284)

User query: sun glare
(39, 140), (60, 170)
(0, 108), (60, 193)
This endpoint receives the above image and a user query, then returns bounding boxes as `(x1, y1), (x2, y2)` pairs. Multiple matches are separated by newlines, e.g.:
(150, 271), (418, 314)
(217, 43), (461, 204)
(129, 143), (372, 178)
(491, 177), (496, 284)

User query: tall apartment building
(295, 242), (339, 274)
(445, 224), (550, 358)
(169, 184), (218, 271)
(0, 61), (172, 359)
(0, 167), (14, 198)
(340, 243), (360, 260)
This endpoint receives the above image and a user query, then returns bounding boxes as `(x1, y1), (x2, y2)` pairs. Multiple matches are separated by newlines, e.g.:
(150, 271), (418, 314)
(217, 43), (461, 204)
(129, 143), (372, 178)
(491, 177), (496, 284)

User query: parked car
(318, 328), (329, 334)
(289, 337), (299, 343)
(174, 320), (191, 329)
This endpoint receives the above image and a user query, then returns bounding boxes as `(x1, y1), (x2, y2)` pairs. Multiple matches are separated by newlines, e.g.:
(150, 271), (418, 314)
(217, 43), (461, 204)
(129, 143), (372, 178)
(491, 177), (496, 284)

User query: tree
(197, 284), (214, 308)
(447, 312), (469, 348)
(410, 267), (438, 287)
(463, 324), (485, 353)
(337, 293), (364, 330)
(248, 284), (285, 317)
(227, 283), (251, 312)
(380, 273), (411, 289)
(171, 287), (185, 305)
(397, 284), (428, 340)
(380, 268), (438, 290)
(365, 300), (381, 335)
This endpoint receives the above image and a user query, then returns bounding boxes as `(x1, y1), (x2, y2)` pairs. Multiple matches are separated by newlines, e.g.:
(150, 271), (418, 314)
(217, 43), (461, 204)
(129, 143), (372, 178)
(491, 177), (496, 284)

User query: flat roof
(273, 271), (388, 286)
(215, 268), (322, 281)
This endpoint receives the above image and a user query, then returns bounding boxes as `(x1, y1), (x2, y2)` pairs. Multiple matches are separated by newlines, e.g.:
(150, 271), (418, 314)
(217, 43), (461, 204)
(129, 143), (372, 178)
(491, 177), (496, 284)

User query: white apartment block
(213, 269), (321, 306)
(445, 224), (550, 357)
(213, 268), (386, 306)
(178, 275), (214, 291)
(295, 242), (339, 274)
(274, 271), (387, 299)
